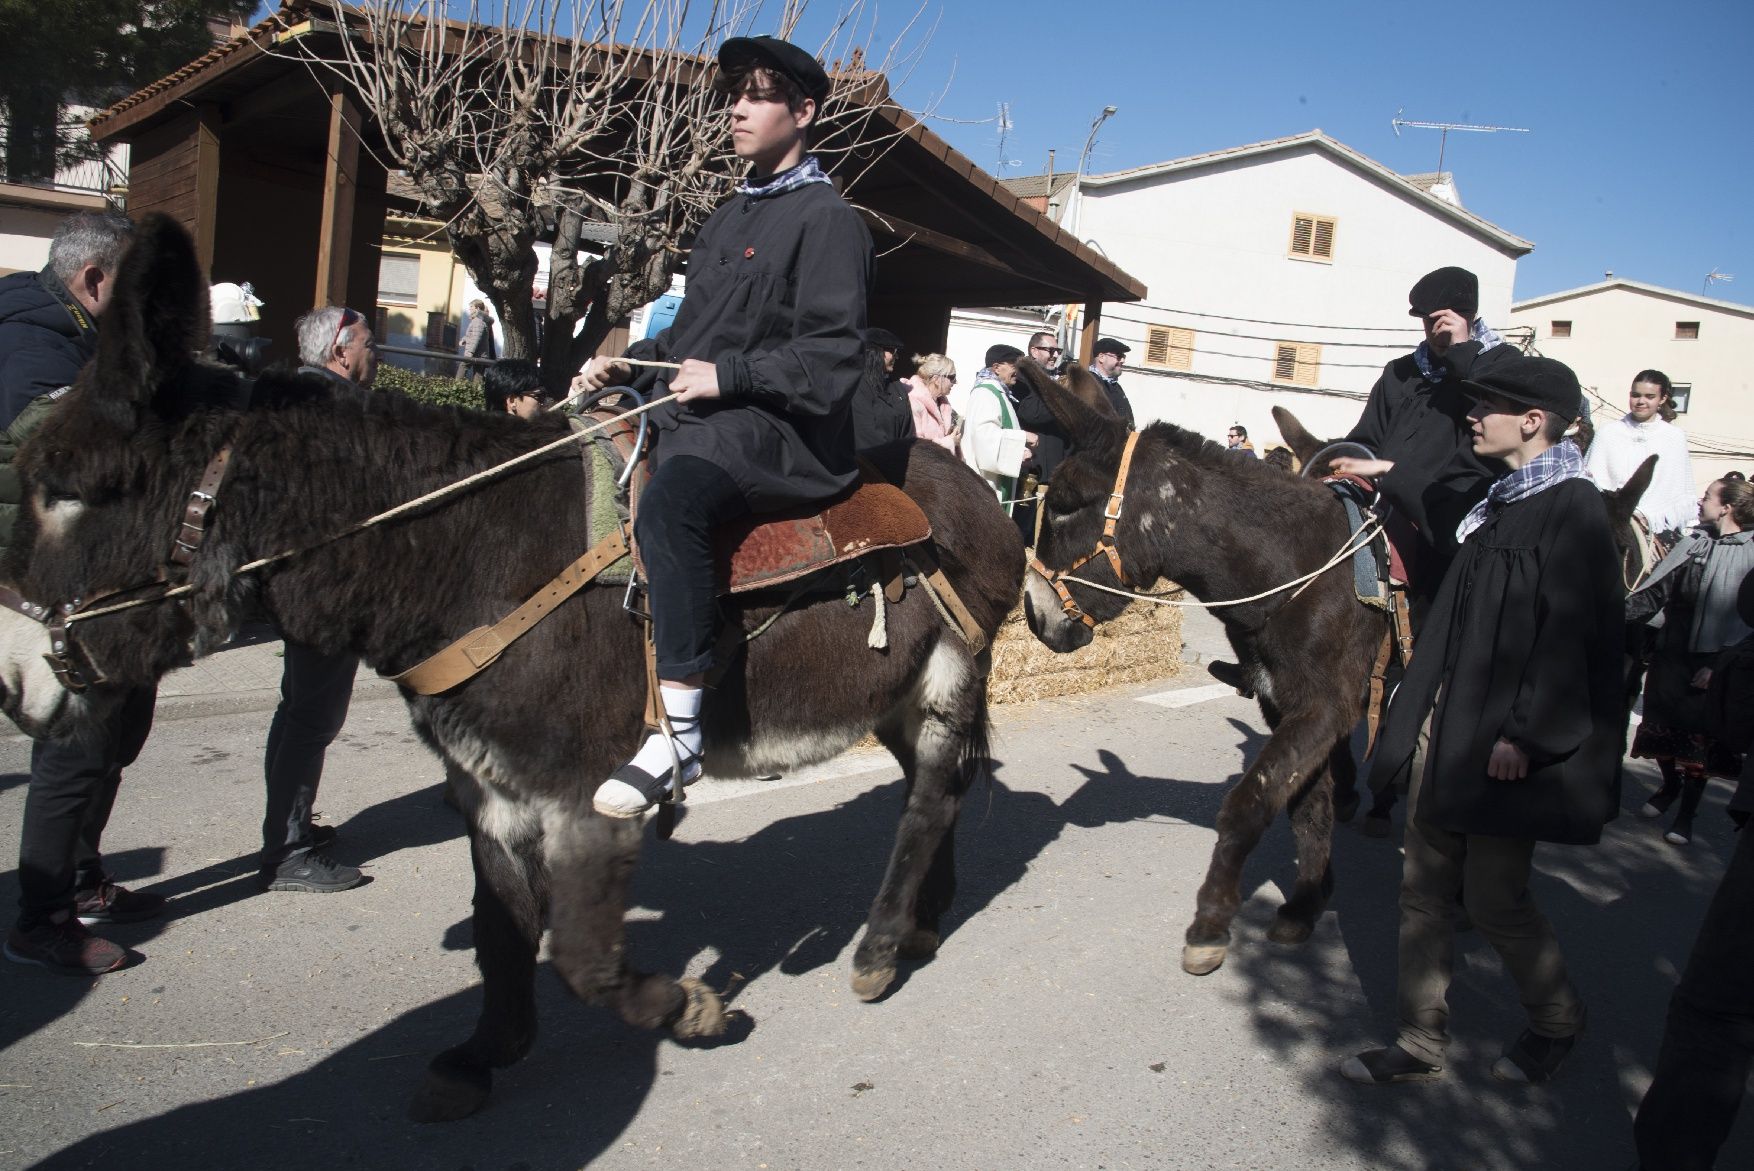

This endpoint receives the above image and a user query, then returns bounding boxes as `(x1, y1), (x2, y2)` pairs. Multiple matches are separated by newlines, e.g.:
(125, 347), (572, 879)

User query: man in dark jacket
(0, 210), (165, 976)
(1087, 337), (1136, 430)
(1341, 355), (1624, 1087)
(245, 305), (377, 897)
(1009, 330), (1073, 547)
(576, 35), (872, 817)
(1331, 266), (1516, 614)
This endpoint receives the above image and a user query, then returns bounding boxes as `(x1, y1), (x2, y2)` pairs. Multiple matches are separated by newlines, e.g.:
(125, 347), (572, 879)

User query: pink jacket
(907, 376), (958, 454)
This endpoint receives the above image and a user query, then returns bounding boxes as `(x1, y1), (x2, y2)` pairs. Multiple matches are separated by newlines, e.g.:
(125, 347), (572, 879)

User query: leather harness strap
(1032, 430), (1142, 628)
(170, 445), (234, 569)
(387, 528), (630, 696)
(909, 542), (988, 655)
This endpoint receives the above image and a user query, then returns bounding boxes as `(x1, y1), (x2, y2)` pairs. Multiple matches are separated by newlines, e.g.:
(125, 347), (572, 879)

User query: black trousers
(635, 455), (749, 680)
(1634, 823), (1754, 1170)
(261, 640), (357, 865)
(15, 685), (157, 929)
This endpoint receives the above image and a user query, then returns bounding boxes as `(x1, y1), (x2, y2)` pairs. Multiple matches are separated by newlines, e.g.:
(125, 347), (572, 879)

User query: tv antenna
(1706, 268), (1737, 293)
(995, 102), (1020, 174)
(1392, 109), (1530, 172)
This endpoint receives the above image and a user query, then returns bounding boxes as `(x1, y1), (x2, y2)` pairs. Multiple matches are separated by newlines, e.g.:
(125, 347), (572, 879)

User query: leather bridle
(0, 443), (234, 693)
(1028, 431), (1141, 630)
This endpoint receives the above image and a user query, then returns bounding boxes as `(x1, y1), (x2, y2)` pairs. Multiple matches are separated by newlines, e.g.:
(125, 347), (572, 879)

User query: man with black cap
(1341, 354), (1624, 1088)
(1087, 337), (1136, 430)
(849, 326), (915, 452)
(1331, 266), (1515, 612)
(963, 342), (1037, 514)
(574, 34), (873, 817)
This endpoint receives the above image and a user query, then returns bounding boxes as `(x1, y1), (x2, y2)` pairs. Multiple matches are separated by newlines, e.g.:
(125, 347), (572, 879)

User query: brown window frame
(1271, 341), (1322, 386)
(1550, 320), (1572, 339)
(1676, 321), (1700, 340)
(1287, 212), (1338, 263)
(1143, 325), (1195, 372)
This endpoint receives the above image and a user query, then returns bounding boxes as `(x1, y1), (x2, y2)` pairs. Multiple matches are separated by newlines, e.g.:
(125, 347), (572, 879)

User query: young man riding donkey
(574, 36), (870, 818)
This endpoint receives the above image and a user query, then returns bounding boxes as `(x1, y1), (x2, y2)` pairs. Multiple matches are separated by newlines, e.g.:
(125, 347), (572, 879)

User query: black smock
(850, 376), (915, 453)
(1345, 341), (1514, 592)
(628, 179), (874, 512)
(1367, 477), (1626, 845)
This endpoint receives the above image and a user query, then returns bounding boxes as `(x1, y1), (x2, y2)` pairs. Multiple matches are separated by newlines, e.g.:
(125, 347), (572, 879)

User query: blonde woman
(906, 352), (962, 454)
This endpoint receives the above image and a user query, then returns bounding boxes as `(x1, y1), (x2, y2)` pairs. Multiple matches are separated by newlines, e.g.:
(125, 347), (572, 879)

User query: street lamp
(1064, 105), (1117, 357)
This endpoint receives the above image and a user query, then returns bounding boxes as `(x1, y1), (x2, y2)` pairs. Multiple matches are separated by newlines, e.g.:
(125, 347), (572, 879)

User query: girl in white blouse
(1586, 369), (1697, 541)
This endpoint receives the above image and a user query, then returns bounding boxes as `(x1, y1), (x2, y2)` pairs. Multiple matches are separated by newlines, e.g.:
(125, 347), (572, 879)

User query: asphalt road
(0, 678), (1748, 1171)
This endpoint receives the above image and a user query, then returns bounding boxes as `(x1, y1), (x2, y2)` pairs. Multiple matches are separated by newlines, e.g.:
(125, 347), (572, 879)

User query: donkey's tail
(959, 651), (996, 794)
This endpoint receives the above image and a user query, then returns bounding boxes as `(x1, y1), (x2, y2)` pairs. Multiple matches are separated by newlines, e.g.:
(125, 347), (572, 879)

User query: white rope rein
(67, 392), (680, 625)
(1059, 515), (1386, 611)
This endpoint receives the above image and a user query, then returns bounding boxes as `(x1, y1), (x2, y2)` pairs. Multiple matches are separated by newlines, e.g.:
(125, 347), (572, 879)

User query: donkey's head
(1017, 360), (1142, 651)
(0, 214), (245, 737)
(1601, 453), (1661, 592)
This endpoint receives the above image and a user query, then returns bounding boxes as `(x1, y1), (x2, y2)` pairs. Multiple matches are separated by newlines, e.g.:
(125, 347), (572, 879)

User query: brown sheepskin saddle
(709, 479), (931, 593)
(577, 405), (931, 594)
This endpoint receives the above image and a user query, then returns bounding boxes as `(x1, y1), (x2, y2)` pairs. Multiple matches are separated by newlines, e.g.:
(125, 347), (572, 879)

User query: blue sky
(837, 0), (1754, 307)
(258, 1), (1750, 306)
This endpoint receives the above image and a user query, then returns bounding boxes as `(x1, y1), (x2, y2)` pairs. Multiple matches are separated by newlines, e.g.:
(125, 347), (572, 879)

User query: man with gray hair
(253, 305), (377, 897)
(1, 209), (165, 975)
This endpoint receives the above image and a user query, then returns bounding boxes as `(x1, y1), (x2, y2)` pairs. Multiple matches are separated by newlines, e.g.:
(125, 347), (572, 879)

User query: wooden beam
(314, 87), (361, 310)
(1078, 301), (1102, 366)
(192, 105), (222, 276)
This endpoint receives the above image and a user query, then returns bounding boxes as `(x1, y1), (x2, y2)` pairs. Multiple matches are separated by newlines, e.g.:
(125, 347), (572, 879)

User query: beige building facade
(1508, 280), (1754, 490)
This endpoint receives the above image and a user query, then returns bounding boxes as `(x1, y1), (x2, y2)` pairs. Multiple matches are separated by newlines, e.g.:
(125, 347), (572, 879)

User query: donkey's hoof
(670, 977), (727, 1039)
(409, 1052), (492, 1123)
(897, 928), (941, 960)
(851, 963), (897, 1002)
(1181, 944), (1229, 976)
(1267, 916), (1315, 947)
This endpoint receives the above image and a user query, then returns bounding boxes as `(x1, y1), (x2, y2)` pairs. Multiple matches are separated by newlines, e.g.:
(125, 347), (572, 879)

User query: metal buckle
(621, 575), (650, 621)
(1104, 492), (1124, 521)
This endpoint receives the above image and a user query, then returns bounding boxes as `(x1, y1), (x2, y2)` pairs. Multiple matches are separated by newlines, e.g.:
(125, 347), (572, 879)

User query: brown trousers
(1395, 762), (1587, 1066)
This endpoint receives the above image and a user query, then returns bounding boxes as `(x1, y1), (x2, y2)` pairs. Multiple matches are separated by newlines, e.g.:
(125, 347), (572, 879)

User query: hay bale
(988, 595), (1184, 704)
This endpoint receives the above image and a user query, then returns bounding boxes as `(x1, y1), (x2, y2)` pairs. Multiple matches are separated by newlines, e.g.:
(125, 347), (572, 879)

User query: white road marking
(688, 748), (898, 806)
(1134, 683), (1239, 709)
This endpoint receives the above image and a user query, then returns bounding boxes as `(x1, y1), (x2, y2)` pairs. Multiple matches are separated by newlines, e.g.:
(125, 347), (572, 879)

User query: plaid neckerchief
(1414, 317), (1506, 381)
(737, 155), (832, 199)
(1456, 438), (1587, 543)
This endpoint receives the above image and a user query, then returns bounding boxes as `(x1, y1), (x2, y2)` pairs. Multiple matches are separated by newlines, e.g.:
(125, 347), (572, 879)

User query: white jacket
(1586, 414), (1697, 533)
(961, 377), (1030, 514)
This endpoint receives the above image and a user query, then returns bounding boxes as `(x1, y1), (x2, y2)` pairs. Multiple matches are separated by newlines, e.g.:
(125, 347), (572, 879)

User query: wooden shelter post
(192, 106), (222, 275)
(314, 87), (361, 309)
(1078, 300), (1102, 365)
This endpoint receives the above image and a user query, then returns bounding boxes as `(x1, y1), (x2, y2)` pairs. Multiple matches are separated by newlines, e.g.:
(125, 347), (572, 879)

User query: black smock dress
(1367, 477), (1626, 845)
(627, 176), (874, 511)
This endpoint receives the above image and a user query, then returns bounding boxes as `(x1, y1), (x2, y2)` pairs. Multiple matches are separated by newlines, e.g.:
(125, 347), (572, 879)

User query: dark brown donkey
(1020, 364), (1382, 977)
(0, 216), (1023, 1120)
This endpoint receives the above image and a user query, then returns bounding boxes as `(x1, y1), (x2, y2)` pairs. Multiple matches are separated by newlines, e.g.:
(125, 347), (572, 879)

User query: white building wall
(1508, 285), (1754, 491)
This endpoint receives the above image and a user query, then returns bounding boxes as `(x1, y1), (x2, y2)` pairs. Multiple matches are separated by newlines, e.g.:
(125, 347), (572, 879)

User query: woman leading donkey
(574, 36), (871, 817)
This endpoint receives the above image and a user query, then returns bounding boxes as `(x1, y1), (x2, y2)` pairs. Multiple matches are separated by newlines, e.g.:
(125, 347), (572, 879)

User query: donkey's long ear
(1016, 358), (1124, 457)
(1272, 406), (1323, 468)
(1602, 454), (1658, 528)
(92, 213), (209, 407)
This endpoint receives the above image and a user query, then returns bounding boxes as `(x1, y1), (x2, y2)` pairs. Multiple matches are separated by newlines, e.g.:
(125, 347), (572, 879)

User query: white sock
(626, 685), (703, 777)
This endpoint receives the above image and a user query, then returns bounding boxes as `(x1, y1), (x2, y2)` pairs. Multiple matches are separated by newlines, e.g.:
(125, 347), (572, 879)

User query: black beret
(1408, 266), (1479, 319)
(1458, 354), (1584, 421)
(985, 344), (1024, 368)
(862, 327), (905, 352)
(719, 36), (830, 104)
(1093, 337), (1130, 357)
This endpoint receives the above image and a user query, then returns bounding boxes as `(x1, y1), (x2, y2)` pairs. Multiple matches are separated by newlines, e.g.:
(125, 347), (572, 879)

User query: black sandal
(1339, 1045), (1443, 1085)
(592, 717), (702, 818)
(1491, 1028), (1580, 1085)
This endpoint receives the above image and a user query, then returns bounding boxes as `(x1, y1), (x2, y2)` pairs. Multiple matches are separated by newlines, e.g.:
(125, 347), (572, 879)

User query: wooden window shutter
(1288, 212), (1337, 261)
(1144, 325), (1195, 371)
(377, 252), (421, 305)
(1289, 215), (1315, 256)
(1273, 343), (1299, 382)
(1294, 342), (1321, 386)
(1676, 321), (1700, 340)
(1551, 320), (1572, 338)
